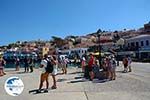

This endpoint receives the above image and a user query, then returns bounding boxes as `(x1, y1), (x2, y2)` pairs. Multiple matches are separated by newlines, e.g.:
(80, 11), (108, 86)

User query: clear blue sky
(0, 0), (150, 46)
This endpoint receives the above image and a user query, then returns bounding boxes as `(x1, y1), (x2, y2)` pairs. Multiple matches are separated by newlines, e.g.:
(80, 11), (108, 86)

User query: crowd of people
(82, 53), (132, 81)
(83, 53), (117, 81)
(0, 53), (133, 93)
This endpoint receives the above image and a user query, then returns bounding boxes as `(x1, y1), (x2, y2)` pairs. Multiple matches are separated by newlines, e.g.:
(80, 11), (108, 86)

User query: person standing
(91, 59), (100, 80)
(15, 58), (20, 71)
(105, 57), (112, 80)
(0, 56), (6, 76)
(51, 55), (58, 89)
(61, 57), (67, 74)
(88, 53), (95, 81)
(81, 56), (86, 73)
(127, 56), (132, 72)
(111, 56), (117, 80)
(24, 56), (29, 72)
(57, 56), (62, 70)
(29, 58), (34, 73)
(123, 56), (128, 73)
(38, 54), (52, 93)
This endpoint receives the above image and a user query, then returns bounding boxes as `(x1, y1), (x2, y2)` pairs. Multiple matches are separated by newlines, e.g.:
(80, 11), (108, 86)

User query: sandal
(51, 86), (57, 89)
(44, 89), (48, 93)
(36, 89), (42, 93)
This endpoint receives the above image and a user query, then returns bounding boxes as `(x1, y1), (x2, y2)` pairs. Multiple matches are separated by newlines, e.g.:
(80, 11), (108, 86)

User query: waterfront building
(58, 48), (88, 58)
(125, 35), (150, 60)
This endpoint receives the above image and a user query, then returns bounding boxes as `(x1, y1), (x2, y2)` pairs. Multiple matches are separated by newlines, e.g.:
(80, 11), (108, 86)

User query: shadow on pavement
(29, 88), (52, 95)
(16, 71), (26, 74)
(116, 70), (126, 73)
(15, 71), (34, 74)
(68, 79), (87, 83)
(57, 78), (68, 82)
(68, 71), (83, 75)
(92, 79), (109, 83)
(74, 76), (83, 79)
(5, 69), (16, 72)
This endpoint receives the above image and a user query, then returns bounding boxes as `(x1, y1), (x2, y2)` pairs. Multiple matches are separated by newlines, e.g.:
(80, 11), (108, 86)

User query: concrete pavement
(0, 62), (150, 100)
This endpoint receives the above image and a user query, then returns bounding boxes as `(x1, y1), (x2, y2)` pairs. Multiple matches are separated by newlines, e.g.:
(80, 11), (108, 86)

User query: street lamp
(97, 29), (102, 68)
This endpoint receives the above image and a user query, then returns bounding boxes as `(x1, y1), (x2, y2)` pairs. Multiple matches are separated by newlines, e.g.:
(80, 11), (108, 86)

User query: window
(78, 50), (80, 53)
(141, 41), (144, 46)
(128, 43), (130, 47)
(82, 50), (84, 53)
(136, 42), (139, 47)
(146, 40), (149, 46)
(131, 42), (135, 46)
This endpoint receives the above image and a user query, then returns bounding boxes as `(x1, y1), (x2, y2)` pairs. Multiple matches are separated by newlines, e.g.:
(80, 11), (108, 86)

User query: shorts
(41, 72), (49, 81)
(62, 64), (67, 68)
(124, 64), (128, 68)
(52, 67), (57, 75)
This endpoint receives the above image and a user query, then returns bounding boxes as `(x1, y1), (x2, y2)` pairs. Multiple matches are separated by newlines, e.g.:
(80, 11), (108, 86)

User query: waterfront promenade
(0, 62), (150, 100)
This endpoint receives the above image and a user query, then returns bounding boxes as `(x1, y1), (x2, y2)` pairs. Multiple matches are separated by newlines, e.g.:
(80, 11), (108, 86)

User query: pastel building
(126, 35), (150, 59)
(58, 48), (88, 58)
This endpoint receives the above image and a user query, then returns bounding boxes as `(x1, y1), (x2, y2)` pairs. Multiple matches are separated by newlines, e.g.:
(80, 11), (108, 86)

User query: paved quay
(0, 62), (150, 100)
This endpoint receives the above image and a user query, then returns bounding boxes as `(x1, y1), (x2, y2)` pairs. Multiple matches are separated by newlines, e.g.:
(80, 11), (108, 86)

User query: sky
(0, 0), (150, 46)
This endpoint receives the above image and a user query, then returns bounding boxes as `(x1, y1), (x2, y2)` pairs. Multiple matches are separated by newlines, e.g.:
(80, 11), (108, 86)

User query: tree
(65, 35), (77, 39)
(124, 29), (127, 31)
(51, 36), (66, 48)
(16, 41), (21, 44)
(7, 43), (17, 49)
(96, 29), (102, 34)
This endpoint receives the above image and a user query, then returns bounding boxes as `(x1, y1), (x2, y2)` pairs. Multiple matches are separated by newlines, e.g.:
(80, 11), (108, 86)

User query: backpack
(45, 59), (53, 73)
(113, 60), (116, 65)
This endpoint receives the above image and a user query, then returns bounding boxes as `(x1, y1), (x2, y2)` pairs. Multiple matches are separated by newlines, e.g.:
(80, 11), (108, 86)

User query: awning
(92, 52), (104, 56)
(139, 50), (150, 53)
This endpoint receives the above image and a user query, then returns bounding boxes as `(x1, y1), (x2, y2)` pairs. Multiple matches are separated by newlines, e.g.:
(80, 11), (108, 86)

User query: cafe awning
(93, 52), (104, 56)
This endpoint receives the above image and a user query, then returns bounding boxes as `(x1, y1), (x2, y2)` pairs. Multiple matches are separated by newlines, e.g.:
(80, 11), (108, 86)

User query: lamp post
(97, 29), (102, 68)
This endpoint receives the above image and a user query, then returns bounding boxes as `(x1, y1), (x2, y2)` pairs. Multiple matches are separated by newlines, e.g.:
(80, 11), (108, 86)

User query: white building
(126, 35), (150, 59)
(58, 48), (88, 58)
